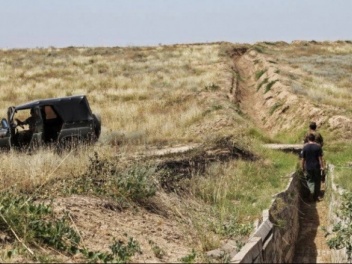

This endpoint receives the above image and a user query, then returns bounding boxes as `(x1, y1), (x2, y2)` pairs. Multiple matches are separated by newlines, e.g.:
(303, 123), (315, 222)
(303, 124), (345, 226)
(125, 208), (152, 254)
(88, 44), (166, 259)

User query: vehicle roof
(15, 95), (88, 110)
(14, 95), (94, 121)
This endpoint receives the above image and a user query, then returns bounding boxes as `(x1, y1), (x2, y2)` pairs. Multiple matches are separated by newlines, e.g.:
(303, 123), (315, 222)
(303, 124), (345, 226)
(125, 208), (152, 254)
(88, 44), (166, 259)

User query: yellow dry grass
(1, 41), (351, 262)
(0, 43), (236, 145)
(0, 43), (244, 192)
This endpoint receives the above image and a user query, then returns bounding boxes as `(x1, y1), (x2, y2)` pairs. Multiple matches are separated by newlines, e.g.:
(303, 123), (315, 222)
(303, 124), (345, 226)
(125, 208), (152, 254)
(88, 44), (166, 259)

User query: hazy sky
(1, 0), (351, 48)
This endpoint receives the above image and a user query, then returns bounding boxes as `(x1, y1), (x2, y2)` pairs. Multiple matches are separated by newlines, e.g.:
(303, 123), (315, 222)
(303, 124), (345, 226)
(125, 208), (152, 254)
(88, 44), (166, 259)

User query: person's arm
(319, 156), (324, 170)
(319, 147), (324, 169)
(15, 117), (31, 127)
(15, 118), (26, 126)
(301, 157), (305, 172)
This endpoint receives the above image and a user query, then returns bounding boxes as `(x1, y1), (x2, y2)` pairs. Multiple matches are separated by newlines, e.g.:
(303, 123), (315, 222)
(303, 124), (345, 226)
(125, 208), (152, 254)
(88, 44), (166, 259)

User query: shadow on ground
(293, 183), (326, 263)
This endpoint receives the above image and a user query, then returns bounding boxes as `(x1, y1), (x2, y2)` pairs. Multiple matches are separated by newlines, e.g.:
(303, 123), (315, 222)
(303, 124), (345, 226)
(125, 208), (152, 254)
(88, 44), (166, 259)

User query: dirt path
(293, 184), (332, 263)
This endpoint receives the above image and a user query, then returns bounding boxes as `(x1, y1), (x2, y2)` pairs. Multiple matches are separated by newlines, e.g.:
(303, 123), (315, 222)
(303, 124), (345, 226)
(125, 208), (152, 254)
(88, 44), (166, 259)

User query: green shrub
(255, 69), (267, 80)
(0, 191), (80, 255)
(253, 45), (265, 53)
(80, 237), (141, 263)
(327, 192), (352, 260)
(257, 77), (268, 91)
(205, 83), (220, 91)
(179, 249), (197, 263)
(264, 80), (278, 93)
(269, 102), (283, 115)
(117, 165), (157, 202)
(68, 152), (157, 204)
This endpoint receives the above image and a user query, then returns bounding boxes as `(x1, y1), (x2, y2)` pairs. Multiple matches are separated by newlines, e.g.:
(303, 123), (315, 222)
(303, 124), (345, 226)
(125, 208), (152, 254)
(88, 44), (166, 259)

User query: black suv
(0, 95), (101, 150)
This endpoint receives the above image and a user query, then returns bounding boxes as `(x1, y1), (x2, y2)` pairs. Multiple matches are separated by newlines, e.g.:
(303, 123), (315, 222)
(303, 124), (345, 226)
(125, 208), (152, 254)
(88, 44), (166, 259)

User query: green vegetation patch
(255, 69), (267, 81)
(257, 77), (269, 91)
(0, 191), (80, 255)
(64, 152), (157, 205)
(327, 191), (352, 260)
(0, 190), (142, 262)
(264, 80), (278, 94)
(269, 101), (284, 115)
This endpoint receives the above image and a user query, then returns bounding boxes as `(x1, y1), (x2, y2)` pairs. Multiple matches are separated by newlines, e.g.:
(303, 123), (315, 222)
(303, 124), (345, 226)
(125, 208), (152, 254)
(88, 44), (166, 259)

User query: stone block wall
(210, 165), (351, 263)
(230, 172), (302, 263)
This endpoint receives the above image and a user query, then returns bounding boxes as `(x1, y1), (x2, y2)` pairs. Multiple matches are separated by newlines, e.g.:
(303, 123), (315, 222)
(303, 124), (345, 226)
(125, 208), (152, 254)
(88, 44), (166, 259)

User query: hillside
(0, 41), (352, 262)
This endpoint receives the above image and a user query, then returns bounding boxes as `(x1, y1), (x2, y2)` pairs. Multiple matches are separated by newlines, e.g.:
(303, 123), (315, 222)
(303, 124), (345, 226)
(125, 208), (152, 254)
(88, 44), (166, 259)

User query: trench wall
(230, 172), (302, 263)
(227, 165), (351, 263)
(208, 172), (302, 263)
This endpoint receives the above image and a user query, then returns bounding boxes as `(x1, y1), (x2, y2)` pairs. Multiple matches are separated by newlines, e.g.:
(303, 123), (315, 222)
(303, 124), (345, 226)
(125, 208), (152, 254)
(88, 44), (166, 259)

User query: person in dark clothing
(304, 121), (324, 147)
(16, 108), (38, 132)
(301, 133), (324, 202)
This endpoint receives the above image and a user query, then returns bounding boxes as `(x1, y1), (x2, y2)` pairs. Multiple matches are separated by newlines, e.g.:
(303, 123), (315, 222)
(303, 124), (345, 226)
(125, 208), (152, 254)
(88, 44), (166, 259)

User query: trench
(150, 48), (341, 262)
(227, 47), (335, 262)
(293, 183), (332, 263)
(225, 146), (335, 263)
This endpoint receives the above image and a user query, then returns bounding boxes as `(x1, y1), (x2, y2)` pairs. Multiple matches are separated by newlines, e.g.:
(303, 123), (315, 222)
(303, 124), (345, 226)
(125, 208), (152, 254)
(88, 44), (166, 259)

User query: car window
(44, 106), (58, 120)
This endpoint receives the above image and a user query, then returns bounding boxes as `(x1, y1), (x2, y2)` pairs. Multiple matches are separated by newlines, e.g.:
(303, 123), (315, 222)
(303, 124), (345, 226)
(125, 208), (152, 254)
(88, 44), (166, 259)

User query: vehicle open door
(0, 118), (11, 150)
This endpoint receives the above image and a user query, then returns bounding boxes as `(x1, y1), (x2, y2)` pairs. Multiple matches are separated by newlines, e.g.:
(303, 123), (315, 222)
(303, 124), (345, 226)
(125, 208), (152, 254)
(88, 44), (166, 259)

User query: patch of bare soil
(51, 193), (198, 263)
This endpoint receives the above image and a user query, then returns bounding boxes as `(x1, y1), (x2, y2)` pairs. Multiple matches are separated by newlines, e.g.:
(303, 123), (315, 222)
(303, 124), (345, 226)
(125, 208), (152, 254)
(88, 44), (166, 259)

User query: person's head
(309, 122), (317, 131)
(30, 108), (37, 116)
(307, 133), (316, 142)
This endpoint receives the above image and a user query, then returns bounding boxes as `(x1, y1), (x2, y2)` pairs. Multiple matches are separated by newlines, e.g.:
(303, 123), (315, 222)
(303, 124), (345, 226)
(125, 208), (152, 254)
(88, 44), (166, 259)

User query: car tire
(56, 136), (80, 154)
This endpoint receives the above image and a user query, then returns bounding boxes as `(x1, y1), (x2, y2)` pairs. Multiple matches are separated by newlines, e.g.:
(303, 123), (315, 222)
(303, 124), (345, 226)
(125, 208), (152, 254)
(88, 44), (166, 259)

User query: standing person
(301, 133), (324, 202)
(304, 121), (326, 182)
(304, 121), (324, 147)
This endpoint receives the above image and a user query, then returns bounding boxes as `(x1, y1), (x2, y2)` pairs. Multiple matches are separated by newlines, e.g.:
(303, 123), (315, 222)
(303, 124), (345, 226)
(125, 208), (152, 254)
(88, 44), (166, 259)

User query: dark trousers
(306, 169), (321, 200)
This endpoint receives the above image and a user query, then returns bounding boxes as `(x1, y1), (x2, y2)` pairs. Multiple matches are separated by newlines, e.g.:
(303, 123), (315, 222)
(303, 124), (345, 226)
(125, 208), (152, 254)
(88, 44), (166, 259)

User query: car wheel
(56, 136), (80, 154)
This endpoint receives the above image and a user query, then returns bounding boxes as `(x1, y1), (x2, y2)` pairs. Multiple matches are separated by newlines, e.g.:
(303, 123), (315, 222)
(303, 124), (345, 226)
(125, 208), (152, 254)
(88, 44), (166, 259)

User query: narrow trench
(293, 182), (332, 263)
(230, 49), (334, 263)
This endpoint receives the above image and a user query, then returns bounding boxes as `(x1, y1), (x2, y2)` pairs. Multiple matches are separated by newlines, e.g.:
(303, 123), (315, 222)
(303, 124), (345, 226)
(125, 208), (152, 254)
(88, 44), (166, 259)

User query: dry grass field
(0, 41), (352, 262)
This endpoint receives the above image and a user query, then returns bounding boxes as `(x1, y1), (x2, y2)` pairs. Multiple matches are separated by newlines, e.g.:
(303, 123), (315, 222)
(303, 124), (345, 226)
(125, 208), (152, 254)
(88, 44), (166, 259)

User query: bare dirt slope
(50, 194), (196, 263)
(232, 48), (352, 138)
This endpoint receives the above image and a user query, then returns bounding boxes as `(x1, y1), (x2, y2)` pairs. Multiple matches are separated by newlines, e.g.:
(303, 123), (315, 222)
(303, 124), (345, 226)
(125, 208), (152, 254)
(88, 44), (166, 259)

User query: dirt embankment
(230, 47), (352, 139)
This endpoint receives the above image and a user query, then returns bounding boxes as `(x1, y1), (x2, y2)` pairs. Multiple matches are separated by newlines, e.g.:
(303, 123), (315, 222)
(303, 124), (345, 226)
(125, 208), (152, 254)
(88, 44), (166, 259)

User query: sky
(0, 0), (351, 49)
